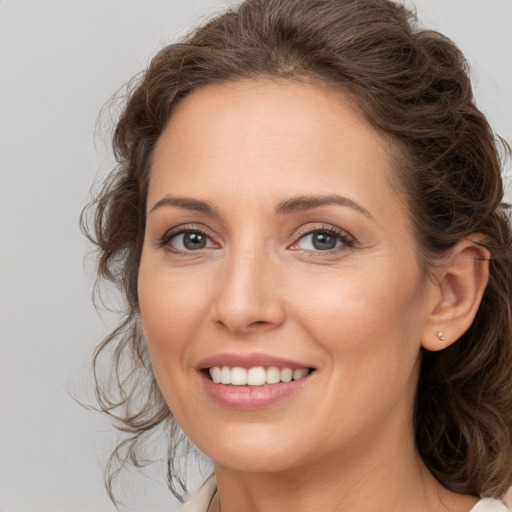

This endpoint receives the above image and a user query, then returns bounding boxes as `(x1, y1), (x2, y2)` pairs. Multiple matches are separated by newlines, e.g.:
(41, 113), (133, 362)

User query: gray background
(0, 1), (511, 511)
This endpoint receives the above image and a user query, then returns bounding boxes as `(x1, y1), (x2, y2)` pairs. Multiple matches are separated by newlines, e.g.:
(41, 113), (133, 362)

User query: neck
(212, 421), (478, 512)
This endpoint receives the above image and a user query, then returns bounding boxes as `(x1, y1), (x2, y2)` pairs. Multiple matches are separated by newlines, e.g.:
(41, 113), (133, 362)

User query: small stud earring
(437, 331), (445, 342)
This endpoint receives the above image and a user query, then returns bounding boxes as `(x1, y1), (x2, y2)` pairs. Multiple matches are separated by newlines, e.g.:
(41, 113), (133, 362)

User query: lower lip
(200, 372), (313, 410)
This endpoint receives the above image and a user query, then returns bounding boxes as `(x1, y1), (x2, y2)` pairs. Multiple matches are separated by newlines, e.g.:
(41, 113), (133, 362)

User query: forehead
(148, 79), (403, 222)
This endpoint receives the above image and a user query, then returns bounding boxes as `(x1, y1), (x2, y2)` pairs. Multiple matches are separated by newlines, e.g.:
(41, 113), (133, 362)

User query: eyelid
(288, 224), (355, 251)
(157, 223), (220, 251)
(156, 222), (355, 253)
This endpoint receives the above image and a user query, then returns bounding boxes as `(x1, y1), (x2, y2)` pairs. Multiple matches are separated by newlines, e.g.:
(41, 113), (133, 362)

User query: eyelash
(157, 224), (355, 254)
(157, 225), (217, 253)
(291, 225), (355, 252)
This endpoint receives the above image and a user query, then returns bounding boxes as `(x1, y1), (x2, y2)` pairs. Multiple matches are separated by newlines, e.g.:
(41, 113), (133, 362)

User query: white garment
(178, 475), (510, 512)
(179, 475), (217, 512)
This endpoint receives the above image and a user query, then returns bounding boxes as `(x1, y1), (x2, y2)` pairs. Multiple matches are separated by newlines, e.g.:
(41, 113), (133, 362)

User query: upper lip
(196, 353), (314, 370)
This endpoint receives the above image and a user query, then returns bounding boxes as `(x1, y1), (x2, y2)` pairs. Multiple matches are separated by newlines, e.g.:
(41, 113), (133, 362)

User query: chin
(211, 449), (303, 474)
(190, 424), (316, 474)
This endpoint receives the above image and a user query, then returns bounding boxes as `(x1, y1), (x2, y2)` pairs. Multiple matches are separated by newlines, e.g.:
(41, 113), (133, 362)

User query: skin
(137, 79), (488, 511)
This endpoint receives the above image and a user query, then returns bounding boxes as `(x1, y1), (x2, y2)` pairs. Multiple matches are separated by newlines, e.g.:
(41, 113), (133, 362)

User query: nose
(211, 248), (285, 335)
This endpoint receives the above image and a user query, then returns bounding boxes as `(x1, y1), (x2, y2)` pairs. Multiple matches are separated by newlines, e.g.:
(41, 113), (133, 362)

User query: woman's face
(138, 80), (436, 474)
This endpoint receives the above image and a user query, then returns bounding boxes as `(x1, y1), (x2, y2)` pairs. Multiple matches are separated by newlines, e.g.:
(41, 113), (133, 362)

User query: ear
(421, 236), (490, 351)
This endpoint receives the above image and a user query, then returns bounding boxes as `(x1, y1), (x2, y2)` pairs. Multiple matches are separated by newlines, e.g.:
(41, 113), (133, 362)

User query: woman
(82, 0), (512, 510)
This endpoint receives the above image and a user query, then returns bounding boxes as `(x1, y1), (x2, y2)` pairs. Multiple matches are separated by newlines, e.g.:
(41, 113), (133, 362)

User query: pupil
(312, 232), (336, 250)
(184, 232), (206, 250)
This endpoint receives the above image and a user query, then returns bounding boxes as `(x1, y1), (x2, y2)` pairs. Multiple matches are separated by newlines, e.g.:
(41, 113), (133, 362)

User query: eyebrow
(149, 195), (217, 216)
(148, 193), (372, 219)
(276, 195), (372, 218)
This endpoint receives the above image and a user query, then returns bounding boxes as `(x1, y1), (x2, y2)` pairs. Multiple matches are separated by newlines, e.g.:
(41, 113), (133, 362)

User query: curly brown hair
(81, 0), (512, 503)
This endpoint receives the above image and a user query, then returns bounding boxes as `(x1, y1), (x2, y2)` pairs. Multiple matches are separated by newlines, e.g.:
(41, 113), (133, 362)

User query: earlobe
(421, 236), (490, 352)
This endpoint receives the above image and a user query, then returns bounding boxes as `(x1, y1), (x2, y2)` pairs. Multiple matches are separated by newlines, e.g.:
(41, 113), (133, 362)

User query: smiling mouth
(206, 366), (315, 386)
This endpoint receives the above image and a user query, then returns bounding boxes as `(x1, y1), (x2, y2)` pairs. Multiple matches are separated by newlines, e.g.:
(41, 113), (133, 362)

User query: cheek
(137, 259), (210, 374)
(293, 268), (425, 433)
(291, 264), (426, 367)
(137, 263), (214, 423)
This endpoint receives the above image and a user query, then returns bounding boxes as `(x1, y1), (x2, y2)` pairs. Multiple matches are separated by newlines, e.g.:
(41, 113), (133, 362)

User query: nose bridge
(212, 236), (284, 333)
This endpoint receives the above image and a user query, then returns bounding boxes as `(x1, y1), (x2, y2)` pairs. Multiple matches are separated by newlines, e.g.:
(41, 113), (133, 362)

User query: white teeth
(210, 366), (221, 384)
(247, 367), (266, 386)
(293, 368), (309, 380)
(230, 367), (247, 385)
(280, 368), (293, 383)
(220, 366), (231, 385)
(208, 366), (310, 386)
(266, 366), (281, 384)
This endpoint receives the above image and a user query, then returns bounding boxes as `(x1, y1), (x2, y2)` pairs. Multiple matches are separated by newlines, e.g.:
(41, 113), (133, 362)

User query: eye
(161, 229), (217, 252)
(290, 227), (354, 252)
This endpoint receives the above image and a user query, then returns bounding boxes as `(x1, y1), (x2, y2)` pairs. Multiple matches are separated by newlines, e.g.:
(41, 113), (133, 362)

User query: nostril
(212, 294), (286, 334)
